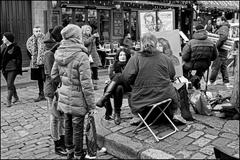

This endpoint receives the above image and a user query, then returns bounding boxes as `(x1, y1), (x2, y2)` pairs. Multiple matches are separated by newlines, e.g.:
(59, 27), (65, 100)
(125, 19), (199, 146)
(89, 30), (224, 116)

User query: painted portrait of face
(144, 13), (155, 32)
(157, 37), (180, 66)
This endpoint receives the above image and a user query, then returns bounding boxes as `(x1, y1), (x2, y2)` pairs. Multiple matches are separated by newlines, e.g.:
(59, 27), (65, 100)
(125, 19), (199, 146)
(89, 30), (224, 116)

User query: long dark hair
(114, 48), (131, 63)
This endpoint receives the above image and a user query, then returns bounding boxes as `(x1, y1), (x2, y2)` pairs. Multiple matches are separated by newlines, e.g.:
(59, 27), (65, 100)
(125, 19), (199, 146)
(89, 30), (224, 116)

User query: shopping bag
(85, 114), (97, 157)
(194, 92), (212, 116)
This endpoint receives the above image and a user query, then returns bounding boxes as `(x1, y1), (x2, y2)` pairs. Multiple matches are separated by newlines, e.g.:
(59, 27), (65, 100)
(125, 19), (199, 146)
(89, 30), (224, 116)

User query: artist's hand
(89, 109), (97, 116)
(93, 33), (99, 38)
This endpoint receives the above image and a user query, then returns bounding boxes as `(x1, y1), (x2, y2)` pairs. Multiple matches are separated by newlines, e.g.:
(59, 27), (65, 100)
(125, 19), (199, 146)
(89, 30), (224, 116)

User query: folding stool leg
(133, 99), (172, 133)
(133, 98), (178, 142)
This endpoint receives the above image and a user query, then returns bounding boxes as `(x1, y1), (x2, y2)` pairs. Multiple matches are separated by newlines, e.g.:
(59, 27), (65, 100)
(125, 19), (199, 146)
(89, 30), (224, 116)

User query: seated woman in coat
(122, 32), (181, 125)
(96, 48), (131, 125)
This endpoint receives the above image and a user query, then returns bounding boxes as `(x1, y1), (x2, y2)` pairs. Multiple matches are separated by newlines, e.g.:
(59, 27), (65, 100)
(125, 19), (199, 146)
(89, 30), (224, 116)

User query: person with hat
(51, 24), (96, 159)
(43, 25), (68, 156)
(182, 24), (218, 89)
(26, 26), (46, 102)
(0, 32), (22, 107)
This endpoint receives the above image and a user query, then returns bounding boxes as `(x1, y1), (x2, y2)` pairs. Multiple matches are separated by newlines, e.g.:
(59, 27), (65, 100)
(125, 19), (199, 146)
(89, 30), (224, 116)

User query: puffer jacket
(82, 34), (102, 68)
(122, 48), (179, 114)
(182, 29), (218, 70)
(51, 39), (95, 116)
(214, 22), (230, 58)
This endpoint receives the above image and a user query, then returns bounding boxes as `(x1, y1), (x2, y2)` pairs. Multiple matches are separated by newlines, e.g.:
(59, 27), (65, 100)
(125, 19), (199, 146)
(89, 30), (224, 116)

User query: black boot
(6, 90), (13, 107)
(104, 99), (113, 120)
(34, 92), (46, 102)
(12, 88), (19, 103)
(114, 113), (121, 125)
(96, 81), (116, 107)
(54, 139), (67, 156)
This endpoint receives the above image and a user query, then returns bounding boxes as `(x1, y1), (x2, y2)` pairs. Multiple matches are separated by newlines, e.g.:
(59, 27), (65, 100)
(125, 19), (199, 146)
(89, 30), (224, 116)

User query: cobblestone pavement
(1, 85), (119, 159)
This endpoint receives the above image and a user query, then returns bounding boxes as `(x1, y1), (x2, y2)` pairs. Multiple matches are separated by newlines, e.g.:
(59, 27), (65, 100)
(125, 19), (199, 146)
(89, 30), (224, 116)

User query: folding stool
(132, 98), (179, 142)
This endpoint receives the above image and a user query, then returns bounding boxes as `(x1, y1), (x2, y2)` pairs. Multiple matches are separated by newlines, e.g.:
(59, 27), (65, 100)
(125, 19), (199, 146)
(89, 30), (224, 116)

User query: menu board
(113, 12), (123, 36)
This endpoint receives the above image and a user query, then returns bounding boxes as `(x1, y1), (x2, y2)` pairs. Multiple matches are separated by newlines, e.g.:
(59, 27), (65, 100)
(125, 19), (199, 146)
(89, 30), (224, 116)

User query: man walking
(209, 16), (231, 87)
(26, 26), (46, 102)
(182, 24), (218, 89)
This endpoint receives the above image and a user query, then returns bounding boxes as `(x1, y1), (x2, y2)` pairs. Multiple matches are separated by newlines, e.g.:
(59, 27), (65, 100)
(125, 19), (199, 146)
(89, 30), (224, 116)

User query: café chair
(132, 98), (179, 142)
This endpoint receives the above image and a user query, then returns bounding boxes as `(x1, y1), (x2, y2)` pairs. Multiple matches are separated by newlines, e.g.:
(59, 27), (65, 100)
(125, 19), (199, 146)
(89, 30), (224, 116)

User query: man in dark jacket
(182, 24), (218, 89)
(43, 26), (67, 156)
(209, 16), (231, 87)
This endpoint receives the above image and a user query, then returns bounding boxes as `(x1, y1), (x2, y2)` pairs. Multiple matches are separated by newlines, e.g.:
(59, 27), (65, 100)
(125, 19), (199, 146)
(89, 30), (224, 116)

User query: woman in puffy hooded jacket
(51, 24), (96, 159)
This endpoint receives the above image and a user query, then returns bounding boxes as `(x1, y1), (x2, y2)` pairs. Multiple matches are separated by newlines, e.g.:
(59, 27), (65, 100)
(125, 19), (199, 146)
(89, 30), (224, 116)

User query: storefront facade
(56, 0), (192, 44)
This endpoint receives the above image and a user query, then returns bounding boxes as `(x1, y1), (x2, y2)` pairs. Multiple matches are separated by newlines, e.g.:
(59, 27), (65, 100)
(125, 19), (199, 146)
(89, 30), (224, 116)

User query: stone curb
(95, 106), (175, 159)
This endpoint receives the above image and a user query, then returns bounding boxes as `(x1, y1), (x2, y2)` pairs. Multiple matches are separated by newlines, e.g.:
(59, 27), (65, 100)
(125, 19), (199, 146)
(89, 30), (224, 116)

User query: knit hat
(51, 25), (63, 42)
(195, 24), (204, 31)
(61, 24), (82, 40)
(3, 32), (14, 43)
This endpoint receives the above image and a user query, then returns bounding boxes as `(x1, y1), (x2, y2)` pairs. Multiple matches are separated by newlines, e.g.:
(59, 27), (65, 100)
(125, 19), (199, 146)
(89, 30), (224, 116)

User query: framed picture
(139, 11), (157, 38)
(157, 10), (175, 32)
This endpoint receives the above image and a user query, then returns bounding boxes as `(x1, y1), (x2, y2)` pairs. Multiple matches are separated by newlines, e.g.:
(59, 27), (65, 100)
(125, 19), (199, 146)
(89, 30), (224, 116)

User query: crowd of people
(0, 14), (234, 159)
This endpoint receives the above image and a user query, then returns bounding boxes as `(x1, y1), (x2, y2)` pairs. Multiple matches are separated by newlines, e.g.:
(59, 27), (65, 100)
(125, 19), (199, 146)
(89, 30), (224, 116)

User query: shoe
(105, 115), (112, 120)
(207, 81), (216, 86)
(34, 95), (46, 102)
(130, 115), (141, 126)
(12, 97), (19, 103)
(85, 154), (96, 159)
(54, 139), (67, 156)
(6, 100), (11, 107)
(114, 113), (121, 125)
(224, 83), (233, 88)
(67, 152), (74, 160)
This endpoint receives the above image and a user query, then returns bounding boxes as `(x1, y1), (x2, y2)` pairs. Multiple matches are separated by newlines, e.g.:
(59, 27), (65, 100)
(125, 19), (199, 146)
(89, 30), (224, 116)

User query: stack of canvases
(208, 33), (235, 51)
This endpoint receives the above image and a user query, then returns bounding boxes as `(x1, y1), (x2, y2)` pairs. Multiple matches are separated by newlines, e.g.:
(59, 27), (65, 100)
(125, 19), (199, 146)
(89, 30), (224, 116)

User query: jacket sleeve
(26, 36), (33, 55)
(216, 26), (229, 49)
(122, 55), (138, 85)
(83, 36), (95, 47)
(15, 46), (22, 75)
(78, 54), (95, 111)
(108, 64), (115, 80)
(167, 58), (176, 81)
(181, 41), (191, 62)
(44, 51), (54, 76)
(211, 44), (219, 61)
(51, 61), (59, 80)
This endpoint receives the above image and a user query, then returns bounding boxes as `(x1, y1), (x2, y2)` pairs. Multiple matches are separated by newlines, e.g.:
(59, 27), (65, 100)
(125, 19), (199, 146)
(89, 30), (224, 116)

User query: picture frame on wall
(157, 9), (175, 32)
(138, 11), (157, 38)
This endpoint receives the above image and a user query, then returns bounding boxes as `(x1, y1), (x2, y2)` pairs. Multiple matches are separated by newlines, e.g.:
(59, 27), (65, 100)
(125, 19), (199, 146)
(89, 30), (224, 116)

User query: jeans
(64, 113), (85, 157)
(3, 71), (18, 100)
(46, 97), (64, 141)
(38, 79), (44, 96)
(210, 57), (229, 83)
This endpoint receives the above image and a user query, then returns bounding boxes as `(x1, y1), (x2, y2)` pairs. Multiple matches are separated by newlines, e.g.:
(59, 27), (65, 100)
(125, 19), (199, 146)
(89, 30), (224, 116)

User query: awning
(197, 1), (239, 11)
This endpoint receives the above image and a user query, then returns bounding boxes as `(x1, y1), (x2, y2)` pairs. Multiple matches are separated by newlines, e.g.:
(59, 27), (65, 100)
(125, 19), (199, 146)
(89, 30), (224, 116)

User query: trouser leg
(220, 58), (229, 83)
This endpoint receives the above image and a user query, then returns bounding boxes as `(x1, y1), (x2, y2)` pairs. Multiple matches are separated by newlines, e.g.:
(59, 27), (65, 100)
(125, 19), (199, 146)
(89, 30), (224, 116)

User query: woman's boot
(96, 81), (116, 108)
(12, 88), (19, 103)
(113, 85), (124, 125)
(6, 90), (13, 107)
(93, 80), (98, 90)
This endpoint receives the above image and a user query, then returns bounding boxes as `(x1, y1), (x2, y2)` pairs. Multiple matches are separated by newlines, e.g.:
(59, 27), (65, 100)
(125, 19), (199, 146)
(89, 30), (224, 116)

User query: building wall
(31, 1), (49, 33)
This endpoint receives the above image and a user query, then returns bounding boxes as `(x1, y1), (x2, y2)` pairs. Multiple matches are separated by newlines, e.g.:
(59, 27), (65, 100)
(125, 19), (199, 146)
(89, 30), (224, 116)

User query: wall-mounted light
(115, 4), (121, 9)
(52, 1), (58, 8)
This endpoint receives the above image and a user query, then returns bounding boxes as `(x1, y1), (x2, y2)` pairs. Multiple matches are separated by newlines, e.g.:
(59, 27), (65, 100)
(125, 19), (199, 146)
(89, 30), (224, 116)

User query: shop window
(99, 10), (110, 42)
(62, 8), (72, 26)
(130, 11), (137, 41)
(75, 8), (86, 27)
(124, 11), (130, 36)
